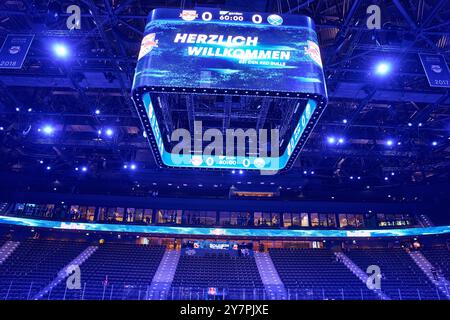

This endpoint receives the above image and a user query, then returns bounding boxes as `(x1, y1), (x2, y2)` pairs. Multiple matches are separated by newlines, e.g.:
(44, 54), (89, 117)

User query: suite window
(310, 213), (319, 227)
(283, 213), (292, 227)
(327, 214), (336, 227)
(97, 207), (107, 221)
(126, 208), (135, 222)
(143, 209), (152, 223)
(134, 209), (144, 222)
(156, 209), (181, 224)
(86, 207), (95, 221)
(300, 213), (309, 227)
(319, 214), (328, 227)
(185, 210), (216, 226)
(339, 214), (348, 228)
(254, 212), (276, 226)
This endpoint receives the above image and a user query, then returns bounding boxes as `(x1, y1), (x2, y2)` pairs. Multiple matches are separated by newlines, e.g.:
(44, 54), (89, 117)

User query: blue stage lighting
(338, 137), (344, 144)
(123, 164), (128, 169)
(239, 170), (244, 175)
(95, 109), (100, 115)
(375, 62), (391, 75)
(231, 170), (236, 174)
(386, 139), (394, 146)
(53, 44), (68, 58)
(130, 164), (137, 170)
(327, 136), (336, 144)
(342, 119), (348, 124)
(432, 141), (437, 146)
(81, 166), (87, 172)
(42, 125), (54, 135)
(46, 166), (51, 170)
(105, 128), (113, 137)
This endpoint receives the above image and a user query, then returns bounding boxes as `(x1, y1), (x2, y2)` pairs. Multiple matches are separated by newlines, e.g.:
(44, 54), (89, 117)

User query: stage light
(391, 172), (395, 176)
(81, 166), (87, 172)
(386, 139), (394, 146)
(53, 43), (69, 58)
(342, 119), (348, 124)
(239, 170), (244, 175)
(39, 160), (44, 164)
(27, 108), (32, 112)
(350, 176), (354, 180)
(231, 170), (236, 174)
(130, 164), (137, 170)
(123, 164), (128, 169)
(327, 136), (336, 144)
(95, 109), (100, 115)
(105, 128), (113, 137)
(338, 137), (344, 144)
(46, 166), (51, 170)
(432, 141), (437, 146)
(15, 107), (20, 112)
(384, 177), (389, 181)
(375, 62), (391, 75)
(303, 170), (307, 174)
(418, 122), (423, 127)
(42, 125), (54, 135)
(357, 176), (361, 180)
(75, 167), (79, 171)
(0, 127), (3, 131)
(408, 122), (412, 127)
(310, 171), (315, 175)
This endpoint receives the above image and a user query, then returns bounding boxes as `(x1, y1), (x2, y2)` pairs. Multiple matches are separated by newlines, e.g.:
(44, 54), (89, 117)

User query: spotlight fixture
(375, 61), (391, 75)
(105, 128), (113, 137)
(327, 136), (336, 144)
(53, 43), (69, 58)
(42, 125), (54, 135)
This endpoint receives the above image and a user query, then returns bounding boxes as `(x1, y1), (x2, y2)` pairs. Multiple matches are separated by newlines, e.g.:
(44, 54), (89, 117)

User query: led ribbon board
(132, 8), (327, 171)
(1, 216), (450, 239)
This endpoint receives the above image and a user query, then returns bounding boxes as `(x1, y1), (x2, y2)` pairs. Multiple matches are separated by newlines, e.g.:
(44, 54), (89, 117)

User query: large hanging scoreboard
(132, 8), (327, 172)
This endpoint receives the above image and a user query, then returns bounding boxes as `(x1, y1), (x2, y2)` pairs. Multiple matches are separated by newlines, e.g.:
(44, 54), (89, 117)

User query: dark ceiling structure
(0, 0), (449, 203)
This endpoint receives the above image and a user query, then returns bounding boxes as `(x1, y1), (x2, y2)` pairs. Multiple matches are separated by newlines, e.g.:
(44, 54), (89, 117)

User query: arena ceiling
(0, 0), (449, 202)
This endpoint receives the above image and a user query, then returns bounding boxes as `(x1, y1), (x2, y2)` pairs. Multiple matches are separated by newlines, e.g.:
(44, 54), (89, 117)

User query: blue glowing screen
(133, 9), (326, 95)
(1, 216), (449, 239)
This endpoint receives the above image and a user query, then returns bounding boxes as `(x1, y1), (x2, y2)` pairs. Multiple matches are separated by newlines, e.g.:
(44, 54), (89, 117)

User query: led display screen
(1, 216), (449, 239)
(133, 9), (326, 94)
(132, 8), (328, 171)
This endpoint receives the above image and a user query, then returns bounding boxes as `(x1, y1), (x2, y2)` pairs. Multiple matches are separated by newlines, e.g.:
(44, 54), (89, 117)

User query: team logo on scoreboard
(138, 33), (158, 60)
(8, 46), (20, 55)
(304, 40), (323, 68)
(180, 10), (198, 21)
(191, 155), (203, 166)
(267, 14), (283, 26)
(431, 65), (442, 73)
(254, 157), (266, 168)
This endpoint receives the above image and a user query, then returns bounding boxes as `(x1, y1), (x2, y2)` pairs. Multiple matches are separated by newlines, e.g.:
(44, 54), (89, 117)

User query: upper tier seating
(269, 248), (378, 300)
(420, 246), (450, 280)
(0, 239), (88, 300)
(171, 253), (264, 299)
(45, 243), (165, 300)
(346, 248), (440, 300)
